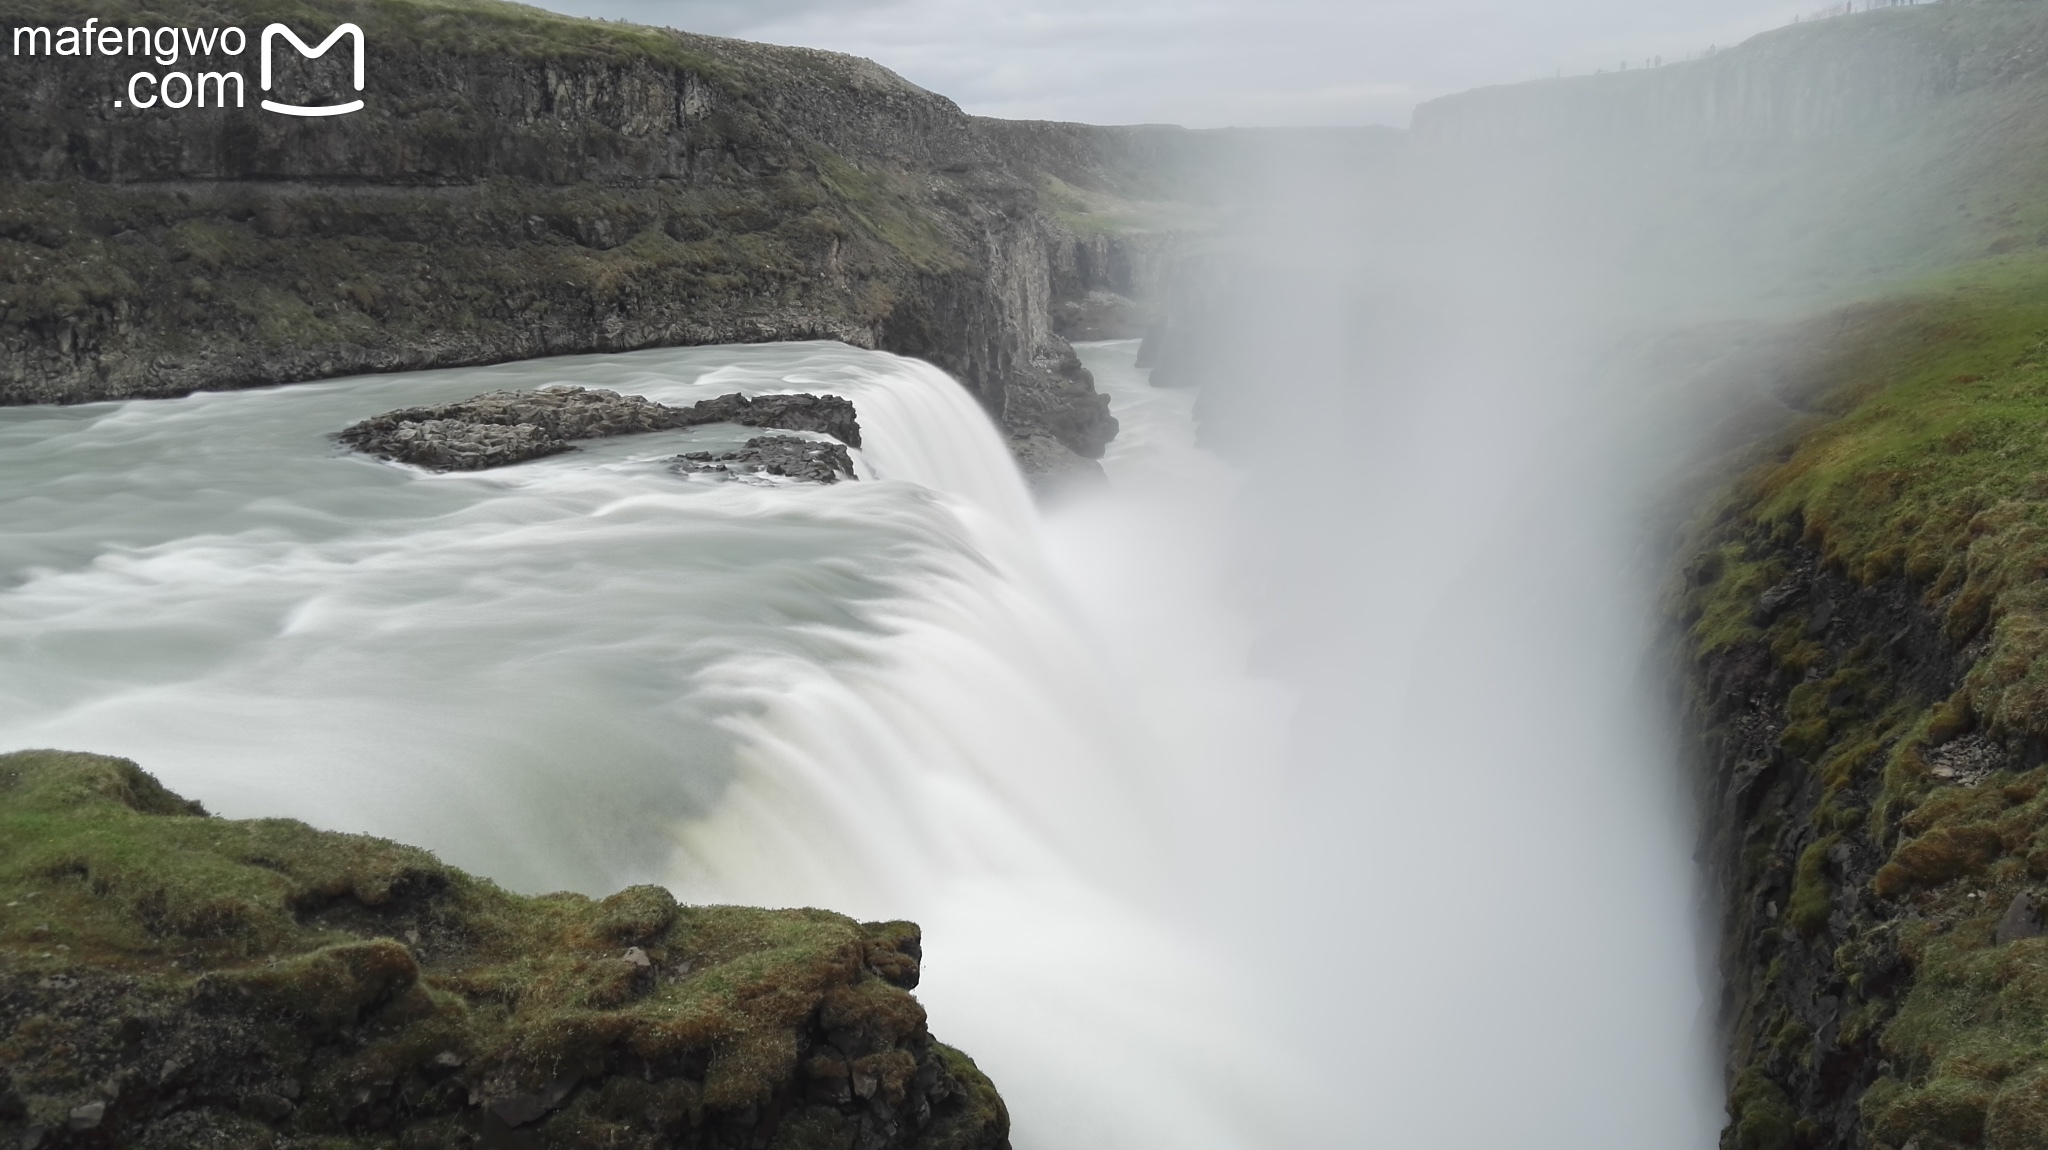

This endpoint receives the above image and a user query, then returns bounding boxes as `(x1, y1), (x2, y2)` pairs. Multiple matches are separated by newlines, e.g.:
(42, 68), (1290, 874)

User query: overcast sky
(525, 0), (1817, 128)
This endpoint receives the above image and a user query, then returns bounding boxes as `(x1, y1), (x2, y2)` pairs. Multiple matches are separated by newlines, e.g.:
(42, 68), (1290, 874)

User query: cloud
(536, 0), (892, 35)
(526, 0), (1812, 127)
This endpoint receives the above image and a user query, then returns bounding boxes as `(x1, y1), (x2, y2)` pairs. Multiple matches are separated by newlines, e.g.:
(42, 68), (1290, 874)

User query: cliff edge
(0, 749), (1008, 1150)
(1675, 262), (2048, 1150)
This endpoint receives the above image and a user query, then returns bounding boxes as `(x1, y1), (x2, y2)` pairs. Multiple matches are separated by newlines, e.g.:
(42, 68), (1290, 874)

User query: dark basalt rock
(673, 393), (864, 449)
(1996, 891), (2047, 945)
(674, 436), (857, 484)
(338, 388), (861, 472)
(337, 419), (572, 471)
(1683, 542), (1939, 1149)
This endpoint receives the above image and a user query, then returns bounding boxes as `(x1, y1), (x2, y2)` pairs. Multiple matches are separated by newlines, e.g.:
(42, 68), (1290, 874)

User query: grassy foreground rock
(0, 750), (1007, 1149)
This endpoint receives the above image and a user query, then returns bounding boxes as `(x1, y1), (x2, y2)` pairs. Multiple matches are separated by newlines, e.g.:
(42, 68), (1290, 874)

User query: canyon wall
(1403, 1), (2048, 319)
(0, 0), (1200, 478)
(1671, 278), (2048, 1150)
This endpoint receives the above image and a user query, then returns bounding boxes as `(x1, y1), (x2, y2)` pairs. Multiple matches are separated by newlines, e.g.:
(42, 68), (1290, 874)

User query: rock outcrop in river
(0, 750), (1007, 1150)
(339, 388), (859, 472)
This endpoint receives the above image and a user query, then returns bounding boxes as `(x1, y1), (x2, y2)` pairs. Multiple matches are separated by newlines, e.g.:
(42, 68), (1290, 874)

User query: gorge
(10, 1), (2048, 1148)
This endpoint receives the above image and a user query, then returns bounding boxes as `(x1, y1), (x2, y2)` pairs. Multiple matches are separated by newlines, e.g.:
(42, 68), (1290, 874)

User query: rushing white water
(0, 340), (1303, 1149)
(0, 328), (1718, 1148)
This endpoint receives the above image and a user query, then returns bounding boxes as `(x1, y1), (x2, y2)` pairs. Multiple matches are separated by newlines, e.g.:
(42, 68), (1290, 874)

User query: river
(0, 334), (1715, 1147)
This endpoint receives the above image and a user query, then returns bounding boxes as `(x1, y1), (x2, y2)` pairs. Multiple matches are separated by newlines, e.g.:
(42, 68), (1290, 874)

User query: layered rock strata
(1683, 533), (1951, 1149)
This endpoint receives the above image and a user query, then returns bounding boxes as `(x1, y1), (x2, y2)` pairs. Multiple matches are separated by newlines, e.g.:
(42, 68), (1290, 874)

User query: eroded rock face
(1004, 342), (1117, 463)
(0, 751), (1010, 1150)
(337, 388), (861, 473)
(674, 436), (857, 484)
(1682, 542), (1937, 1149)
(1682, 522), (2048, 1149)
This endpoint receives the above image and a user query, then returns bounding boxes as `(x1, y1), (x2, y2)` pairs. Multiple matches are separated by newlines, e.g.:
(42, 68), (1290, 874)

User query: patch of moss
(1865, 1073), (1994, 1149)
(1788, 836), (1840, 938)
(1034, 175), (1217, 238)
(1726, 1067), (1797, 1150)
(812, 152), (968, 276)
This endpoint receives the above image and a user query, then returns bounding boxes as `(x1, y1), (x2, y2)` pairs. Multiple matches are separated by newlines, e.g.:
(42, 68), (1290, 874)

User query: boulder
(674, 436), (858, 484)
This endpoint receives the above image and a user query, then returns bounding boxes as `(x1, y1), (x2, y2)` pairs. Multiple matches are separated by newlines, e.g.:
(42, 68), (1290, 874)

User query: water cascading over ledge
(0, 340), (1297, 1150)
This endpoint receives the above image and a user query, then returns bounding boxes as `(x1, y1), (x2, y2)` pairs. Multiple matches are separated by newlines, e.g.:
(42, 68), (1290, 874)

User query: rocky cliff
(1675, 268), (2048, 1150)
(0, 0), (1200, 481)
(0, 749), (1009, 1150)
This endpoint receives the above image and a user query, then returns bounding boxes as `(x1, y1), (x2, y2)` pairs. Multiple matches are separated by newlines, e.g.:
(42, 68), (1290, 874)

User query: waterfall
(0, 330), (1718, 1148)
(0, 340), (1302, 1150)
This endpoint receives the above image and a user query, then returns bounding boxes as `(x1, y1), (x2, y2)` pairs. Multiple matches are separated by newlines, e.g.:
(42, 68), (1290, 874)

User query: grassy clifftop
(1676, 249), (2048, 1150)
(0, 749), (1006, 1149)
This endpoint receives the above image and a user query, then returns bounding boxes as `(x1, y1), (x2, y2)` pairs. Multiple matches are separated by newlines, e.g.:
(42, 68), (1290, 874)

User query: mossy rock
(0, 749), (1008, 1149)
(1676, 253), (2048, 1150)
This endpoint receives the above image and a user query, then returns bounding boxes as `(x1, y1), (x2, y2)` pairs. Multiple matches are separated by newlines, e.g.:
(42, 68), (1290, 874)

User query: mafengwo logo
(8, 18), (365, 116)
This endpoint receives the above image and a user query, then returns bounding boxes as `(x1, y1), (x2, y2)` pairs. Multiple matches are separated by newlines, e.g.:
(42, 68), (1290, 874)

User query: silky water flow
(0, 334), (1715, 1148)
(0, 341), (1300, 1148)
